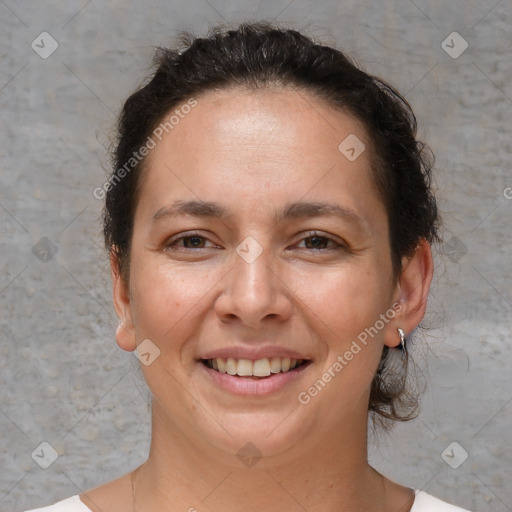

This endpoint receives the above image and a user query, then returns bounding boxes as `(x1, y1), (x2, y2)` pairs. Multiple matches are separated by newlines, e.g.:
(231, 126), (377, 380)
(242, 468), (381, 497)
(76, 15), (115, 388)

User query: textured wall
(1, 1), (511, 511)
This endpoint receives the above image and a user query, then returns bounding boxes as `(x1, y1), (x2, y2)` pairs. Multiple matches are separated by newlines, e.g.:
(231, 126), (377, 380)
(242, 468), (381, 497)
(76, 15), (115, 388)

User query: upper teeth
(207, 357), (303, 377)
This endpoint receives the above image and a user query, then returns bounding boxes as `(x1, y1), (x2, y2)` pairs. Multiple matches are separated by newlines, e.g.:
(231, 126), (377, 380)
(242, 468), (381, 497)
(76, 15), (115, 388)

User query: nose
(213, 241), (293, 328)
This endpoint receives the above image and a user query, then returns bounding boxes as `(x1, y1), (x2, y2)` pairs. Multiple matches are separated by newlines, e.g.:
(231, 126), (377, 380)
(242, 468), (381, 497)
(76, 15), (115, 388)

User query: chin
(195, 409), (315, 466)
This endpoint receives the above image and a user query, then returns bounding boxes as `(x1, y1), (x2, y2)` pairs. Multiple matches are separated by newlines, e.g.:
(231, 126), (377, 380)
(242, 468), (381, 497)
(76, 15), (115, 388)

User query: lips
(198, 354), (312, 395)
(198, 346), (312, 381)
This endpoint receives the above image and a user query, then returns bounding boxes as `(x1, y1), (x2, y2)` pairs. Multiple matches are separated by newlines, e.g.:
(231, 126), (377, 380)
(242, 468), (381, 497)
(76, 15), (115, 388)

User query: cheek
(300, 265), (389, 338)
(129, 257), (206, 341)
(300, 268), (388, 416)
(300, 264), (390, 400)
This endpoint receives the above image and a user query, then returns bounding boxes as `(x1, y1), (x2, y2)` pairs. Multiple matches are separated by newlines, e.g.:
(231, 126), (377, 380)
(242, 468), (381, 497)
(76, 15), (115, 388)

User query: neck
(132, 400), (393, 512)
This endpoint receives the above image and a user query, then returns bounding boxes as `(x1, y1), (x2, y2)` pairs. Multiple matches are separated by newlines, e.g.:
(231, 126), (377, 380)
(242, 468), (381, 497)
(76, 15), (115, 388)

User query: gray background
(1, 1), (511, 511)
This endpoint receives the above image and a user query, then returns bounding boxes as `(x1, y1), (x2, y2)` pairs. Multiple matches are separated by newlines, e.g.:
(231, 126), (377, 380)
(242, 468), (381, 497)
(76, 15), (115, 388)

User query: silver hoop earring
(397, 328), (406, 359)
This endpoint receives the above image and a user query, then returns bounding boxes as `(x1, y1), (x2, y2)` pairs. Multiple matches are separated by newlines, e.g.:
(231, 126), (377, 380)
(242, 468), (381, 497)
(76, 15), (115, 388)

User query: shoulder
(23, 495), (91, 511)
(411, 490), (471, 511)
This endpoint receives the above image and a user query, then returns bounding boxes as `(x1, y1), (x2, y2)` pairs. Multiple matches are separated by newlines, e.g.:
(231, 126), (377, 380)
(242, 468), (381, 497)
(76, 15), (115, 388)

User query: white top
(24, 490), (471, 511)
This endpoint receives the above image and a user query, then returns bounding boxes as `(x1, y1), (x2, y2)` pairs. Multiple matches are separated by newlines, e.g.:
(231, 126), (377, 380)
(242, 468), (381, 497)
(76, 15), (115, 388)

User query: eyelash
(165, 231), (346, 252)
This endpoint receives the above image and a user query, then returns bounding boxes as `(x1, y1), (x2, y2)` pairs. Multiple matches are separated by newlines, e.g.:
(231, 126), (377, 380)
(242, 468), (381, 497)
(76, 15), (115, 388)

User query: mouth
(200, 357), (311, 379)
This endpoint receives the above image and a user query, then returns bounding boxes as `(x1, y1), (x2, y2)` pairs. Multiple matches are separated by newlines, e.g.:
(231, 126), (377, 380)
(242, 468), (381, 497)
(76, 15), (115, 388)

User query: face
(114, 87), (407, 463)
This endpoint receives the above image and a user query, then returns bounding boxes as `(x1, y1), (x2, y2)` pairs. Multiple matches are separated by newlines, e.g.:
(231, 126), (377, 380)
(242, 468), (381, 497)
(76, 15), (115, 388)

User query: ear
(110, 248), (137, 352)
(384, 238), (434, 348)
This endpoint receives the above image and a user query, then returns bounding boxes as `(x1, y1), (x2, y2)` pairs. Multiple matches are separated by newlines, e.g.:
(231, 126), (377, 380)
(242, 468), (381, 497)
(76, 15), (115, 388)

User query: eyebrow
(153, 199), (366, 228)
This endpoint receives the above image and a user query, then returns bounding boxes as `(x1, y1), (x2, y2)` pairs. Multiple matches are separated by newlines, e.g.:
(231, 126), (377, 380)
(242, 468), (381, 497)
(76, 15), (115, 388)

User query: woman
(26, 22), (471, 512)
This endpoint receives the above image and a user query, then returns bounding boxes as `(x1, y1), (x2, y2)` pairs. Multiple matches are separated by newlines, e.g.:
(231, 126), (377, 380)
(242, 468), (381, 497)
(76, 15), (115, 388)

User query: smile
(202, 357), (307, 378)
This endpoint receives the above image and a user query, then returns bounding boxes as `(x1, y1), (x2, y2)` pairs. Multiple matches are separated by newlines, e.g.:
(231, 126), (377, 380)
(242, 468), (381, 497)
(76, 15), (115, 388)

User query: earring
(397, 328), (406, 359)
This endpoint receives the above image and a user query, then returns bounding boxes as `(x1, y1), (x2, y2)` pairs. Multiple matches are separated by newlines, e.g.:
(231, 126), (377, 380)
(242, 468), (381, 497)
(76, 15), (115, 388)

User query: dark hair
(103, 21), (440, 428)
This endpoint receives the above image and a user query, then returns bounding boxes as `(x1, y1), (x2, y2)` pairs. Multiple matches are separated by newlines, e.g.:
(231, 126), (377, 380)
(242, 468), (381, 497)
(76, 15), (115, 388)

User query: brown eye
(295, 232), (345, 252)
(303, 236), (331, 250)
(166, 232), (216, 250)
(180, 235), (206, 248)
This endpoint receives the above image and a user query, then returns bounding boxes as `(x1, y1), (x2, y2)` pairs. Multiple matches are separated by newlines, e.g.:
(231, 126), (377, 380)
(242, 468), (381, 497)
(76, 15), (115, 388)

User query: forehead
(160, 87), (369, 166)
(136, 87), (383, 228)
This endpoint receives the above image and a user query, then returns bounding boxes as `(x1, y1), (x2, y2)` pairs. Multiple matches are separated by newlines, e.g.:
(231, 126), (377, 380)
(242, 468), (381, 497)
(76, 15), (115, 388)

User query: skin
(80, 87), (433, 512)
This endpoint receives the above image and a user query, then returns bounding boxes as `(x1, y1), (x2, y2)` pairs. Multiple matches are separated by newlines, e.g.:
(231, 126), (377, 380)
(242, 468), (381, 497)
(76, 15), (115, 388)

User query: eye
(165, 232), (218, 250)
(294, 232), (346, 251)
